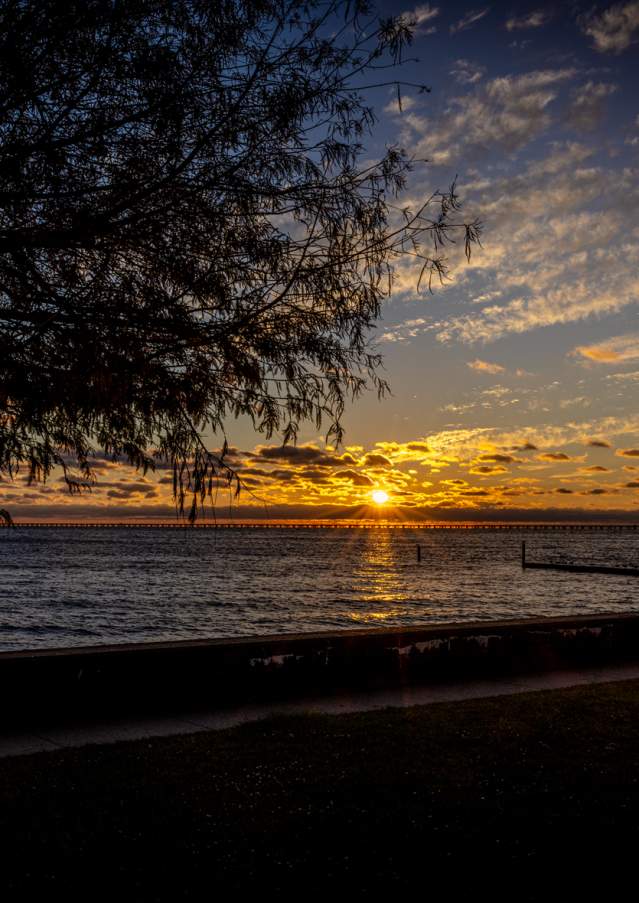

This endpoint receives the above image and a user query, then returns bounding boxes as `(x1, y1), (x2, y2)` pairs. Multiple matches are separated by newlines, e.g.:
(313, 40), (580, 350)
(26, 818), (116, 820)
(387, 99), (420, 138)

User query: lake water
(1, 526), (639, 651)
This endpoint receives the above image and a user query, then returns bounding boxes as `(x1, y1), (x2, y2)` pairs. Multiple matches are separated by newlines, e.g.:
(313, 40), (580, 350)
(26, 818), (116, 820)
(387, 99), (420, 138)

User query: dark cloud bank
(8, 504), (639, 524)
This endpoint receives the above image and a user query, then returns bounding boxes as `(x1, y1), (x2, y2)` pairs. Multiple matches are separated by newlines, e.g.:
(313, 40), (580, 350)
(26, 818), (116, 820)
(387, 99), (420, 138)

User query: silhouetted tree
(0, 0), (480, 519)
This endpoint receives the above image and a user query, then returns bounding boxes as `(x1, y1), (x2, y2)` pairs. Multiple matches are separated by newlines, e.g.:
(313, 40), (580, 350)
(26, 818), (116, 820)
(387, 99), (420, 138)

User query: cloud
(334, 469), (374, 487)
(524, 142), (595, 178)
(13, 414), (639, 515)
(506, 9), (552, 30)
(450, 7), (490, 34)
(406, 68), (577, 166)
(586, 439), (612, 448)
(377, 317), (428, 344)
(467, 358), (505, 374)
(100, 481), (157, 493)
(572, 333), (639, 364)
(361, 453), (392, 468)
(253, 444), (334, 466)
(438, 283), (639, 345)
(469, 464), (508, 474)
(413, 419), (639, 472)
(566, 81), (618, 131)
(606, 370), (639, 381)
(106, 487), (159, 500)
(423, 150), (639, 344)
(450, 59), (486, 85)
(372, 440), (433, 463)
(383, 94), (418, 115)
(434, 190), (639, 341)
(580, 1), (639, 54)
(263, 468), (302, 482)
(403, 3), (439, 30)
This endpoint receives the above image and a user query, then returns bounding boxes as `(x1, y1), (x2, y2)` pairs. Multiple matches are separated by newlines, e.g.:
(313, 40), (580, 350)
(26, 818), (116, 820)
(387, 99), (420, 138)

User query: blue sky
(320, 1), (639, 509)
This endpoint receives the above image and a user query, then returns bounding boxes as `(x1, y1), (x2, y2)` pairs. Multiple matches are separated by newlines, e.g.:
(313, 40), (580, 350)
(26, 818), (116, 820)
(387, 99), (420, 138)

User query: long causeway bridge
(6, 522), (639, 531)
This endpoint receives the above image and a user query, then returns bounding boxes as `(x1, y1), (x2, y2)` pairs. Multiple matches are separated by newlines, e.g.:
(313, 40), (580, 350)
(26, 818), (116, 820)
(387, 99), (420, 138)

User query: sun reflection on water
(349, 530), (409, 620)
(349, 608), (407, 622)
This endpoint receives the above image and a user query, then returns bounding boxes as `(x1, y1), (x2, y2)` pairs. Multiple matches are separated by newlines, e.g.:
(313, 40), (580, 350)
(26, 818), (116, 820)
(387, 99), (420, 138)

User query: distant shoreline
(4, 520), (639, 530)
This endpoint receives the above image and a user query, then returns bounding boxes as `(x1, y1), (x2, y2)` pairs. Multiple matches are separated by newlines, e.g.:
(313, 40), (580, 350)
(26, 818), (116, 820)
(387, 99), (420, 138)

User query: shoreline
(4, 612), (639, 726)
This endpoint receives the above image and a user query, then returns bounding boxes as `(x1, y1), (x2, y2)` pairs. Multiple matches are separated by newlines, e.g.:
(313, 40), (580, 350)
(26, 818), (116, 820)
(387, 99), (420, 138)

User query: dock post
(521, 540), (526, 569)
(417, 543), (422, 563)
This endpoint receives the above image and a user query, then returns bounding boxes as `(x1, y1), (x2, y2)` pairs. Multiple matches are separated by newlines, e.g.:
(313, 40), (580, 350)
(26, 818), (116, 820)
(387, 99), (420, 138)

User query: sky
(5, 0), (639, 521)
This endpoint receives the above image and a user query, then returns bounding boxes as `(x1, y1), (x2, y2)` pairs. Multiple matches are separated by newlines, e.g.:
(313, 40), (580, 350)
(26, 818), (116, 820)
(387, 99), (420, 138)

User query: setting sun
(371, 489), (389, 505)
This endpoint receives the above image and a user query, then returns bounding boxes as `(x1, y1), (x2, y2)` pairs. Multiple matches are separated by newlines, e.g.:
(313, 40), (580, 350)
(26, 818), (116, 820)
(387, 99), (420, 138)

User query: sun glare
(372, 489), (389, 505)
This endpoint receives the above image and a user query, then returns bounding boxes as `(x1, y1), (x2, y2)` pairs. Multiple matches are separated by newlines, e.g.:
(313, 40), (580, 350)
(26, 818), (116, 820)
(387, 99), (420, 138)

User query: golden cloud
(334, 469), (374, 487)
(361, 453), (392, 468)
(467, 358), (505, 374)
(572, 333), (639, 364)
(469, 464), (508, 475)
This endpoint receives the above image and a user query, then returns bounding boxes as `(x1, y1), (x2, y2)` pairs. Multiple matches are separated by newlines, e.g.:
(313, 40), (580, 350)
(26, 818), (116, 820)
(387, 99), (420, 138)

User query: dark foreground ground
(4, 680), (639, 898)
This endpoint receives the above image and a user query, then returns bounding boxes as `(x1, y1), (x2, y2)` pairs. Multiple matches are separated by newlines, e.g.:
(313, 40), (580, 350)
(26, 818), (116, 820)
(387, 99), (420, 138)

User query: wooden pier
(521, 540), (639, 577)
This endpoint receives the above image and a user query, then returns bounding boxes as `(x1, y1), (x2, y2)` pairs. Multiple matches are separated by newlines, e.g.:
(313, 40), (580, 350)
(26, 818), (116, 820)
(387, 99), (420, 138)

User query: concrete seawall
(4, 613), (639, 725)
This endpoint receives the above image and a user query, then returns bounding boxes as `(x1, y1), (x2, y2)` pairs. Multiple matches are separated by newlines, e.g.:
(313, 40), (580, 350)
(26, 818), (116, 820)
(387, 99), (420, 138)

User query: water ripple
(1, 527), (638, 650)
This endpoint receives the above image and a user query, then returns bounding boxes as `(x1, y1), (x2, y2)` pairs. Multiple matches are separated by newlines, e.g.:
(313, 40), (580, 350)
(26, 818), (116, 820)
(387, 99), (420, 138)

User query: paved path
(4, 662), (639, 759)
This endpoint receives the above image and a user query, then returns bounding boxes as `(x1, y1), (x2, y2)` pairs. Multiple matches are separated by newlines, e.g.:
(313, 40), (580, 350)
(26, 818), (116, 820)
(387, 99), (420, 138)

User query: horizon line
(5, 520), (639, 529)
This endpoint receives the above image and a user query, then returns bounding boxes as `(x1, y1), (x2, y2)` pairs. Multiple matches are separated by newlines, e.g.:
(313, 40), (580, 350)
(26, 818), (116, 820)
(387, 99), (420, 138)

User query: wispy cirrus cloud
(566, 81), (618, 132)
(418, 140), (639, 344)
(424, 417), (639, 463)
(450, 58), (485, 85)
(450, 7), (490, 34)
(505, 9), (552, 31)
(402, 68), (577, 164)
(606, 370), (639, 381)
(402, 2), (440, 33)
(377, 317), (428, 343)
(572, 333), (639, 364)
(434, 281), (639, 345)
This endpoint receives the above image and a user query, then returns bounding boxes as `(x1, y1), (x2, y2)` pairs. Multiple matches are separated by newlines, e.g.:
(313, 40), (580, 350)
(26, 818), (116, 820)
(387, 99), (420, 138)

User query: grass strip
(3, 680), (639, 896)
